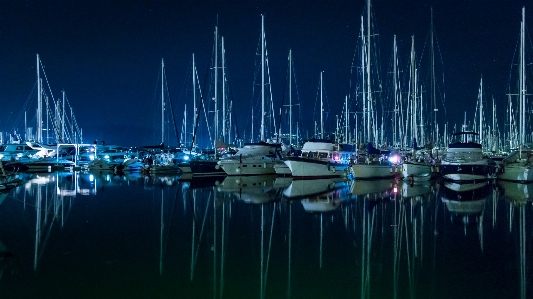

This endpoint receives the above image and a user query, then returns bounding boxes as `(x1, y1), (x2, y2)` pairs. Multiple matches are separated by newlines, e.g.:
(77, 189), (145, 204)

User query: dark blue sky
(0, 0), (529, 147)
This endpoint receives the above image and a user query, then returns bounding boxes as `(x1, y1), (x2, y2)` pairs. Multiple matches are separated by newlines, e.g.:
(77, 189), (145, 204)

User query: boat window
(319, 152), (328, 158)
(16, 146), (23, 150)
(25, 146), (33, 150)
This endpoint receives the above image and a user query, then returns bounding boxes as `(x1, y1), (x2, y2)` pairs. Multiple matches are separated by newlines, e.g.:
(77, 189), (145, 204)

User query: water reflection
(217, 175), (281, 204)
(498, 181), (531, 299)
(0, 172), (530, 299)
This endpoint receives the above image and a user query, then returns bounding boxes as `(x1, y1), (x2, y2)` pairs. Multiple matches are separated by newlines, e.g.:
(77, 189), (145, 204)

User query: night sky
(0, 0), (529, 147)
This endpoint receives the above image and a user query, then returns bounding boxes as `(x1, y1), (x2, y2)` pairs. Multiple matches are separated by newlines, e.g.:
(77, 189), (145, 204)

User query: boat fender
(263, 162), (267, 168)
(332, 167), (336, 173)
(236, 167), (241, 173)
(215, 164), (220, 170)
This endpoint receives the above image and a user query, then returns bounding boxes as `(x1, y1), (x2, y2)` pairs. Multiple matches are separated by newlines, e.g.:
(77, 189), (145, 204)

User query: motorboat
(283, 139), (354, 179)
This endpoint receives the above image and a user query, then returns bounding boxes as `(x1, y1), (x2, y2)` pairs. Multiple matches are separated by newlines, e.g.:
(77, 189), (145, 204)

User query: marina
(2, 2), (533, 298)
(0, 171), (531, 298)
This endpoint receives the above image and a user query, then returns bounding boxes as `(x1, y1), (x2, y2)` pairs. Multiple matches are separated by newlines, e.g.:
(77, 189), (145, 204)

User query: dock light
(333, 153), (340, 162)
(104, 155), (110, 159)
(183, 155), (190, 161)
(89, 155), (95, 161)
(388, 154), (401, 165)
(0, 154), (3, 159)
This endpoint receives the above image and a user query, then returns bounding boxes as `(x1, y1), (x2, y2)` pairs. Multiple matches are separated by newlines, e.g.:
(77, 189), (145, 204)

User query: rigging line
(264, 47), (277, 137)
(276, 54), (289, 144)
(10, 82), (38, 132)
(163, 70), (181, 146)
(161, 185), (179, 254)
(192, 193), (212, 276)
(226, 73), (241, 143)
(63, 95), (82, 137)
(190, 60), (212, 152)
(38, 59), (57, 110)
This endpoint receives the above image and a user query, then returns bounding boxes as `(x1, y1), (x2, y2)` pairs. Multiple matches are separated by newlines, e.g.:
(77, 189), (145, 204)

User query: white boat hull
(218, 158), (276, 176)
(498, 163), (533, 182)
(401, 162), (434, 181)
(283, 158), (348, 179)
(351, 163), (399, 179)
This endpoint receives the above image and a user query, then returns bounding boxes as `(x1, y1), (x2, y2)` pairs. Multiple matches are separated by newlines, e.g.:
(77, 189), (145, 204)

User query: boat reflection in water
(217, 175), (281, 204)
(0, 170), (532, 299)
(283, 177), (348, 199)
(441, 181), (490, 241)
(299, 181), (351, 214)
(498, 180), (531, 299)
(400, 180), (432, 199)
(350, 178), (397, 199)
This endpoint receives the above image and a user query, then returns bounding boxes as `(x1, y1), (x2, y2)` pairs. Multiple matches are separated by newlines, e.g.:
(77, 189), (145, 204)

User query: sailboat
(498, 7), (533, 183)
(349, 4), (400, 180)
(141, 59), (182, 175)
(284, 72), (355, 179)
(400, 37), (438, 181)
(218, 15), (281, 176)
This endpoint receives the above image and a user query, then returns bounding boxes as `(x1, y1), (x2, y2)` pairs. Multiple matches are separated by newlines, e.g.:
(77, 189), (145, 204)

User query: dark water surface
(0, 172), (531, 299)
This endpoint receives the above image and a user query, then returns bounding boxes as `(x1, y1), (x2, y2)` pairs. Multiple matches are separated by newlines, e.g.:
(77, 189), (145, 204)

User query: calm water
(0, 172), (531, 299)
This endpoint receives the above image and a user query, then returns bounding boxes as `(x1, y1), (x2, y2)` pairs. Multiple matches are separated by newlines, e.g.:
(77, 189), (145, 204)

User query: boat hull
(189, 160), (226, 177)
(401, 162), (435, 181)
(218, 158), (276, 176)
(283, 157), (348, 179)
(497, 163), (533, 182)
(351, 163), (399, 179)
(440, 163), (491, 181)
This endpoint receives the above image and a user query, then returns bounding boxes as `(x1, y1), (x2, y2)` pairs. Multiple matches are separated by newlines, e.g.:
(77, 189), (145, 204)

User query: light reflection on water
(0, 172), (531, 299)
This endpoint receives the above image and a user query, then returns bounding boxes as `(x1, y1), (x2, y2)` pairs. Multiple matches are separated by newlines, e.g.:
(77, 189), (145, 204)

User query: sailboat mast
(345, 95), (348, 144)
(360, 15), (366, 143)
(222, 36), (226, 142)
(366, 0), (372, 143)
(320, 71), (324, 139)
(183, 105), (187, 146)
(492, 97), (496, 151)
(161, 58), (165, 144)
(431, 8), (438, 145)
(479, 77), (483, 145)
(37, 54), (42, 143)
(193, 53), (197, 148)
(261, 14), (265, 142)
(520, 7), (525, 146)
(289, 49), (293, 146)
(393, 35), (398, 147)
(214, 27), (219, 145)
(62, 90), (65, 142)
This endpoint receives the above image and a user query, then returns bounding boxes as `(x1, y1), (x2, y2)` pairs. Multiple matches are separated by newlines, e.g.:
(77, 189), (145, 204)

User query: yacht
(350, 143), (401, 179)
(440, 132), (495, 182)
(283, 139), (354, 179)
(0, 143), (41, 161)
(217, 142), (281, 176)
(498, 146), (533, 183)
(401, 140), (439, 181)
